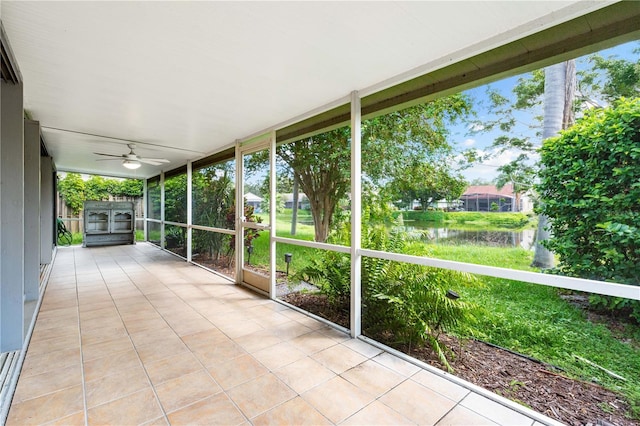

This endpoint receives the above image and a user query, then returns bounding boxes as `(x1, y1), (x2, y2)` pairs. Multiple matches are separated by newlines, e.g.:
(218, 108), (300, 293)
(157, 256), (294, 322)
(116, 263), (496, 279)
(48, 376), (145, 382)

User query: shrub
(537, 97), (640, 319)
(296, 215), (478, 370)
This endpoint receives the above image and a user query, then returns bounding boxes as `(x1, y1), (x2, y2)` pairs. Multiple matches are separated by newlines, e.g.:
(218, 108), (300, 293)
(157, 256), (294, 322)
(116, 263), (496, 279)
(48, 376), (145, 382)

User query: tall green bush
(537, 98), (640, 319)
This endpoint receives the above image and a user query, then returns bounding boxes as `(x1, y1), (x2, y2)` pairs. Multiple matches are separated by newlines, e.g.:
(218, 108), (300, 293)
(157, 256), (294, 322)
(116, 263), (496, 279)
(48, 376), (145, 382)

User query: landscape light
(284, 253), (293, 276)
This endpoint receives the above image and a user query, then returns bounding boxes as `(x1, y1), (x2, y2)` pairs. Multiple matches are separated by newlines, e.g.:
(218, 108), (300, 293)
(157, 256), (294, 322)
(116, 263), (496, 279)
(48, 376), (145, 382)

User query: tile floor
(7, 243), (551, 425)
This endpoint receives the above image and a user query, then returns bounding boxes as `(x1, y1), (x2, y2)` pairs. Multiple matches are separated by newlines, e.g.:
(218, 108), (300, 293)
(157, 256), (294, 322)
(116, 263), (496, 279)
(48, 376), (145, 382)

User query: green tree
(277, 126), (351, 243)
(118, 179), (143, 198)
(537, 97), (640, 286)
(57, 173), (85, 214)
(387, 162), (467, 211)
(532, 60), (576, 268)
(85, 175), (111, 201)
(164, 174), (187, 223)
(192, 164), (236, 261)
(585, 49), (640, 103)
(493, 155), (535, 212)
(277, 95), (471, 242)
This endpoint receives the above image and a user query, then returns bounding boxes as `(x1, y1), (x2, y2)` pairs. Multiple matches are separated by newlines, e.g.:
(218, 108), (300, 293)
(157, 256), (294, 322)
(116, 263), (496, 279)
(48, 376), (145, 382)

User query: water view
(402, 221), (536, 250)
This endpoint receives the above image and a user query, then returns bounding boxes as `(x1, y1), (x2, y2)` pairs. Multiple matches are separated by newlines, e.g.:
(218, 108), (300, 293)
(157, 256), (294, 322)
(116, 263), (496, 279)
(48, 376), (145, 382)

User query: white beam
(143, 178), (148, 241)
(350, 91), (362, 338)
(186, 161), (192, 262)
(360, 248), (640, 301)
(160, 171), (165, 249)
(235, 141), (243, 283)
(269, 131), (276, 299)
(39, 156), (54, 264)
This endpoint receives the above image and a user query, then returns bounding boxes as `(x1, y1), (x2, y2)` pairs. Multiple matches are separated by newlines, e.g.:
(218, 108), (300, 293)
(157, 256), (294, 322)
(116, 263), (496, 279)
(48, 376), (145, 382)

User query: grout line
(94, 245), (171, 425)
(72, 247), (90, 426)
(123, 244), (253, 425)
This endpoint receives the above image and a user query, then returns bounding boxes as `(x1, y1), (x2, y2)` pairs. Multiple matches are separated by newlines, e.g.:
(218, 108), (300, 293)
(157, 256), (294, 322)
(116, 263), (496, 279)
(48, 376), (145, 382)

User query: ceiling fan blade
(138, 158), (166, 166)
(94, 152), (123, 158)
(139, 157), (170, 164)
(95, 158), (123, 161)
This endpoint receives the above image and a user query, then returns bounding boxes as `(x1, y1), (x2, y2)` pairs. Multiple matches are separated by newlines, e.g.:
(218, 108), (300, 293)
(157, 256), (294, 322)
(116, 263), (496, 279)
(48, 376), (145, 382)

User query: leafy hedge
(537, 98), (640, 319)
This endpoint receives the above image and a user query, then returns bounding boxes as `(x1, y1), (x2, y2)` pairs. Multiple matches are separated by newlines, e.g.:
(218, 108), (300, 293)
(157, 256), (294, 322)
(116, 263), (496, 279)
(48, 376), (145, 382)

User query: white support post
(160, 171), (165, 249)
(143, 178), (148, 241)
(186, 161), (193, 262)
(235, 141), (243, 283)
(350, 90), (362, 338)
(39, 157), (54, 264)
(1, 80), (25, 351)
(23, 119), (40, 302)
(269, 131), (277, 299)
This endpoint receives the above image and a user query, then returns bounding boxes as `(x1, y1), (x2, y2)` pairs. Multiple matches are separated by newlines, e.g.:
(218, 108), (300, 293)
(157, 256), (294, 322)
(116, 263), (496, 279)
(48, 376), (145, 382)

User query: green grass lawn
(435, 245), (640, 418)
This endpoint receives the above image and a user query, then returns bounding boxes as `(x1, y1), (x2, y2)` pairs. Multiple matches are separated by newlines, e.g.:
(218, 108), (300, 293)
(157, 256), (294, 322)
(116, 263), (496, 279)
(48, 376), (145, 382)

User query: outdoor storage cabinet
(83, 201), (135, 247)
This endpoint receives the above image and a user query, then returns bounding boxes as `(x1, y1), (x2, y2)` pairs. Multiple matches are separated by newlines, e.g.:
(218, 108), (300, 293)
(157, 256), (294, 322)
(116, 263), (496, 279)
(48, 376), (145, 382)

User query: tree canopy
(276, 94), (472, 242)
(58, 173), (143, 214)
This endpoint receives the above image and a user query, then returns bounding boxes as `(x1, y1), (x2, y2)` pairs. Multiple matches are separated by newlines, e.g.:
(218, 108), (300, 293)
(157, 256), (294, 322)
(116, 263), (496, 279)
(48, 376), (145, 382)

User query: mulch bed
(282, 292), (636, 426)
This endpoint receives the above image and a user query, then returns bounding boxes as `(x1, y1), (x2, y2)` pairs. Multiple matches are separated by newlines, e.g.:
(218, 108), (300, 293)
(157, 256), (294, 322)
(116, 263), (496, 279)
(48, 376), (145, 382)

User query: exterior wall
(1, 79), (25, 352)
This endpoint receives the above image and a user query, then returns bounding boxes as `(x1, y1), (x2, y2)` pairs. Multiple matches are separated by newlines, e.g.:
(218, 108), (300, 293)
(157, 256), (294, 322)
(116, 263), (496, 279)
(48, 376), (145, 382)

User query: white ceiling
(1, 1), (608, 178)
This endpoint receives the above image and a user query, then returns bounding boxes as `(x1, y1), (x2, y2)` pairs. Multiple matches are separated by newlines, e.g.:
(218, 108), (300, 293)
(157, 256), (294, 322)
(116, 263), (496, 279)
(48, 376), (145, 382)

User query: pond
(402, 221), (536, 250)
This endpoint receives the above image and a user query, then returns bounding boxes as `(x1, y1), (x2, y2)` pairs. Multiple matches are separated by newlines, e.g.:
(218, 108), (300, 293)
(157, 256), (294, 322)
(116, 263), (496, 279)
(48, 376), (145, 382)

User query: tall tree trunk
(533, 60), (575, 269)
(290, 178), (299, 236)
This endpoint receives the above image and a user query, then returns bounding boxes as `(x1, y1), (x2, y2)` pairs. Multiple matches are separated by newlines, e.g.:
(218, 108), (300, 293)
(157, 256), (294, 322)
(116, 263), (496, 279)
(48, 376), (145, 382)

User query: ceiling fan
(94, 143), (170, 169)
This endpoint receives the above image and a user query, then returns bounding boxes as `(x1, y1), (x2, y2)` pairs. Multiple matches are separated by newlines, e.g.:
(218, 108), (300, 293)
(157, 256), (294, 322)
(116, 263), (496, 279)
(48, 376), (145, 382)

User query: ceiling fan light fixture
(122, 159), (141, 170)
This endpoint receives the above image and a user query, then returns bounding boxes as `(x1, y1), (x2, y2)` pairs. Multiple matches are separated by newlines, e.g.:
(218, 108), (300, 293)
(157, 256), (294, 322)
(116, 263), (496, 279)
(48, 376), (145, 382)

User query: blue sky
(450, 39), (639, 183)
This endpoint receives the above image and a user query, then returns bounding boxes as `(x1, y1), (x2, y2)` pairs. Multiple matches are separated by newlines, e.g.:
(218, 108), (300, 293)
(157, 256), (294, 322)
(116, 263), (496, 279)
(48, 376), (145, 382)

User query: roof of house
(461, 184), (515, 198)
(244, 192), (263, 202)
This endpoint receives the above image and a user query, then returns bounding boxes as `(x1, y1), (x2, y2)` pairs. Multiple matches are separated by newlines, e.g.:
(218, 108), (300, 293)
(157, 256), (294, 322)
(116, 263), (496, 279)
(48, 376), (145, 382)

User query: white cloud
(463, 138), (475, 147)
(456, 147), (539, 182)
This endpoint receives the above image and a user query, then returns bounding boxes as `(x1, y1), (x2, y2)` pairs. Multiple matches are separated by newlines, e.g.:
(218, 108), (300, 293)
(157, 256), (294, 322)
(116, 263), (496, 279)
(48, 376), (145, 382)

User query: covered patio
(2, 1), (640, 425)
(8, 244), (542, 425)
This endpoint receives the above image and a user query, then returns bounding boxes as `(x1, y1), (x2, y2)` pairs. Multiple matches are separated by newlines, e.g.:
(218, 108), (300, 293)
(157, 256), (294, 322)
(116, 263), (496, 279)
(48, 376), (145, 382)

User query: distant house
(244, 192), (263, 212)
(281, 193), (309, 210)
(460, 184), (533, 212)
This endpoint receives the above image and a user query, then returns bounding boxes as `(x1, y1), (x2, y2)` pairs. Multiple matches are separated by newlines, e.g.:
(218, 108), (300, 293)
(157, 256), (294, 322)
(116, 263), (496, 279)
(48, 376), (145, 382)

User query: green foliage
(362, 94), (472, 184)
(164, 174), (188, 223)
(295, 249), (351, 305)
(277, 126), (352, 243)
(296, 213), (478, 370)
(57, 173), (143, 215)
(386, 162), (467, 211)
(273, 95), (472, 243)
(513, 69), (545, 109)
(588, 51), (640, 102)
(538, 98), (640, 284)
(118, 179), (143, 197)
(538, 97), (640, 320)
(85, 175), (111, 200)
(57, 173), (85, 214)
(192, 164), (236, 261)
